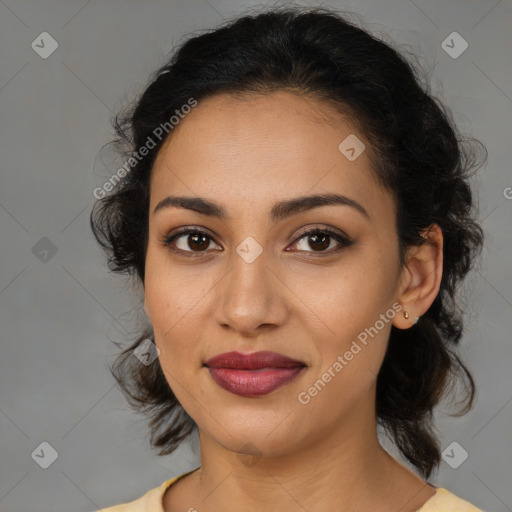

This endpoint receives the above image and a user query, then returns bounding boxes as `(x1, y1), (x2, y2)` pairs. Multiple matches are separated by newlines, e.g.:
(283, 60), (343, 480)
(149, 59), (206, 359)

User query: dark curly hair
(90, 6), (486, 479)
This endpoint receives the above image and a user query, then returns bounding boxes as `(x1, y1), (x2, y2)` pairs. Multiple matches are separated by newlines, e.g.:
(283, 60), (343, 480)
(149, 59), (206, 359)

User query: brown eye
(162, 228), (220, 255)
(290, 227), (353, 255)
(184, 232), (210, 251)
(306, 232), (330, 251)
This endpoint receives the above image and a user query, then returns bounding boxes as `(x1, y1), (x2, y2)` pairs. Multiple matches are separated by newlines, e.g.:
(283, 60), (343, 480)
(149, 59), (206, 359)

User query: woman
(90, 6), (487, 511)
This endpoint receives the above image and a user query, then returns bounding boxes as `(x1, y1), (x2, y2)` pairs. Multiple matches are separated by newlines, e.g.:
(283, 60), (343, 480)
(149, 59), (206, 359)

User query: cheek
(144, 262), (205, 369)
(285, 248), (398, 328)
(286, 249), (398, 377)
(295, 280), (395, 413)
(145, 248), (216, 332)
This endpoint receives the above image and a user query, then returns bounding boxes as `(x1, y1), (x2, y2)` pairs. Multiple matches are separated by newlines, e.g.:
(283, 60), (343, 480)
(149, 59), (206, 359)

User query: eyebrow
(153, 193), (369, 222)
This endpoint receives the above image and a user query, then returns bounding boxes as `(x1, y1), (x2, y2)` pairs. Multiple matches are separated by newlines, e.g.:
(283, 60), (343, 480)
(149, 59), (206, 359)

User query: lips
(204, 351), (306, 397)
(204, 351), (306, 370)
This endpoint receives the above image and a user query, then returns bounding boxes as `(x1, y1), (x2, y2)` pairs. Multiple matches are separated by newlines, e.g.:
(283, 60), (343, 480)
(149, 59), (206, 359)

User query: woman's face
(144, 91), (405, 457)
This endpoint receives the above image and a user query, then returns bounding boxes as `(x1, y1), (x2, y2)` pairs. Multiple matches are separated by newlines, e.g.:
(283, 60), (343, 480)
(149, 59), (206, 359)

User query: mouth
(203, 351), (307, 397)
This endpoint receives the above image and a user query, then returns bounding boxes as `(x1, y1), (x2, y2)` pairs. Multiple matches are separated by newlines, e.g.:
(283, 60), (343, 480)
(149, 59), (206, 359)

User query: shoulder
(418, 487), (485, 512)
(95, 475), (180, 512)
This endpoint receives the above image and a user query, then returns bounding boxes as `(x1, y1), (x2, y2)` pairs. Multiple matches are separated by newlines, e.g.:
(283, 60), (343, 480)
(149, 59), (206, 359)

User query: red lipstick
(204, 351), (306, 397)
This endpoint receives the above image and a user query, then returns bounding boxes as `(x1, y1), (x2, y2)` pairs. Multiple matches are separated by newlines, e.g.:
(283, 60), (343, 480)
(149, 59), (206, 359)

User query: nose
(213, 244), (290, 337)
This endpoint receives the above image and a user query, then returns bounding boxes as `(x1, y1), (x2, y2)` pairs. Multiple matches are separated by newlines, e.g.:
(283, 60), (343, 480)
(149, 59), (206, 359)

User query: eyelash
(159, 225), (353, 258)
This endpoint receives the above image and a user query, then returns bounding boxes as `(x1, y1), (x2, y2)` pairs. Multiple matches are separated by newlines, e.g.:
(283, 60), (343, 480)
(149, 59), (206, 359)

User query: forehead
(149, 91), (392, 221)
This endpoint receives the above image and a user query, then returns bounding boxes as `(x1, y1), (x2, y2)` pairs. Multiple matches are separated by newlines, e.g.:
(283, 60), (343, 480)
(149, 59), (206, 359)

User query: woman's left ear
(393, 224), (443, 329)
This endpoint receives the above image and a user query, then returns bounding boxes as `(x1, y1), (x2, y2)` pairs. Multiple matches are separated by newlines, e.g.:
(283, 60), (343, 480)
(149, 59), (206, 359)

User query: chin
(205, 418), (305, 457)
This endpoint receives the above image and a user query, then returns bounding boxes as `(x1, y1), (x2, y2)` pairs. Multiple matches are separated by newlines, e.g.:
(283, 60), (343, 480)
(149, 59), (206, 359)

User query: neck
(179, 391), (434, 512)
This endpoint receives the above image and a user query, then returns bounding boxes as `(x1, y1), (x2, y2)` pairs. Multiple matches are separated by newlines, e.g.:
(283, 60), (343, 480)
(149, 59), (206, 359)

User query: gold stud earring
(403, 310), (409, 319)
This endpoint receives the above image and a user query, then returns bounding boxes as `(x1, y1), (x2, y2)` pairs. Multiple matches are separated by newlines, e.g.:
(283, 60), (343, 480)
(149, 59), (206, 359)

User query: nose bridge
(214, 240), (288, 334)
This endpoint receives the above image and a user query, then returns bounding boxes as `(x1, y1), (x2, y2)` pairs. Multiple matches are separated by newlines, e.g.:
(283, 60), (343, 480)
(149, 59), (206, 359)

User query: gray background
(0, 0), (511, 511)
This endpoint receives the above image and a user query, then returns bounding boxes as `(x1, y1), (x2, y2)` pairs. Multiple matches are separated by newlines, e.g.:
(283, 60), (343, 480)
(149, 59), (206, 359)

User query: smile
(203, 351), (307, 397)
(206, 367), (306, 397)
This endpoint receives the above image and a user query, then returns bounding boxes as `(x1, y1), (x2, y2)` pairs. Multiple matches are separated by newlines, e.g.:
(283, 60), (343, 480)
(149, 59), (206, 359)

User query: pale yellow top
(97, 468), (485, 511)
